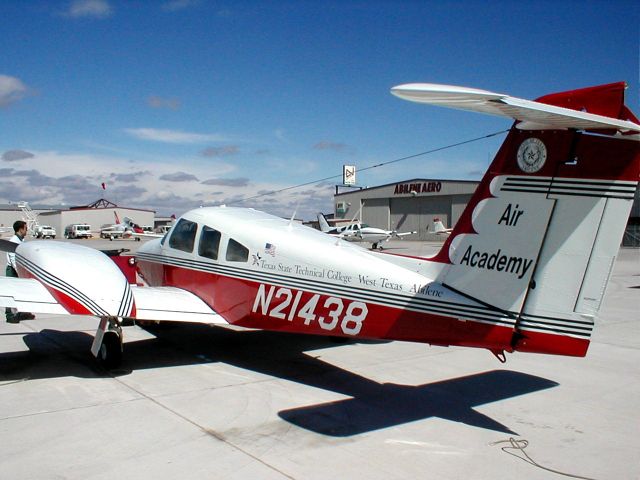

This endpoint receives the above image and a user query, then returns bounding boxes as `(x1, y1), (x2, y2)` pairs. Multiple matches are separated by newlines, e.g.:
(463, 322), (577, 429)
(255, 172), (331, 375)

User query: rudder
(399, 82), (640, 356)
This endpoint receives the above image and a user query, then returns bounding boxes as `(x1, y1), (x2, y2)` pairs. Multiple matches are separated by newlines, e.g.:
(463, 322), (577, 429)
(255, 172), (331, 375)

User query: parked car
(35, 225), (57, 239)
(64, 224), (92, 239)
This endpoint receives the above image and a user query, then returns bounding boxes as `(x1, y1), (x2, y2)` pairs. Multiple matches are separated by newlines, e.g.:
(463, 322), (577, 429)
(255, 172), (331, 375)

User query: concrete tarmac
(0, 237), (638, 479)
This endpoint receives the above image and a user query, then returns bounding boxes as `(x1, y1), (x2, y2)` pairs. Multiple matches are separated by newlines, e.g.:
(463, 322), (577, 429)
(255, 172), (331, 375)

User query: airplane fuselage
(135, 207), (516, 351)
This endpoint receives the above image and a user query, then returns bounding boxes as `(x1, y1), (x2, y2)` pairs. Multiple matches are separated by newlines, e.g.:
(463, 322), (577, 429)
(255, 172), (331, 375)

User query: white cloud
(313, 141), (352, 153)
(201, 146), (239, 157)
(159, 171), (199, 182)
(2, 149), (34, 161)
(162, 0), (201, 12)
(147, 96), (180, 110)
(64, 0), (113, 19)
(274, 128), (288, 142)
(125, 128), (231, 144)
(0, 149), (332, 219)
(0, 75), (28, 108)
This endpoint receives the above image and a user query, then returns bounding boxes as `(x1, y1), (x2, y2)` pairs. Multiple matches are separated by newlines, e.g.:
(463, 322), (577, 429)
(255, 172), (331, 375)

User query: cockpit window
(198, 226), (221, 260)
(226, 238), (249, 262)
(169, 219), (197, 253)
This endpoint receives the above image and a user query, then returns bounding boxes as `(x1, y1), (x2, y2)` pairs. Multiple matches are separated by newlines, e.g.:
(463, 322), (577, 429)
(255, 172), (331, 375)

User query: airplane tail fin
(317, 213), (332, 233)
(431, 218), (448, 234)
(114, 211), (121, 225)
(393, 82), (640, 356)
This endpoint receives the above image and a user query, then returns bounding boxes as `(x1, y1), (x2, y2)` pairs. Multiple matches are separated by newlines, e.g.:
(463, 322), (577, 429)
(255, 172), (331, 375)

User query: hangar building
(334, 178), (479, 241)
(0, 199), (155, 238)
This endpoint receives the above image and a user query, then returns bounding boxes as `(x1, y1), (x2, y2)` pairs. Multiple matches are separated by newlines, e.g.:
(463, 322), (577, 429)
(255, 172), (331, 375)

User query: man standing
(6, 220), (35, 323)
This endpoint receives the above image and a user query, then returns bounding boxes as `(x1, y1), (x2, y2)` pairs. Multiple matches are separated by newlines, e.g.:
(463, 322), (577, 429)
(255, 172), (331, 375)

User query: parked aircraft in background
(100, 212), (162, 241)
(100, 212), (142, 240)
(430, 218), (453, 235)
(0, 81), (638, 369)
(317, 212), (416, 249)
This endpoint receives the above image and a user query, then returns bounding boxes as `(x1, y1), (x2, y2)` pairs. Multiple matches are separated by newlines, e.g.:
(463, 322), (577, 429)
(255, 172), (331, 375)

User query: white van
(35, 225), (57, 239)
(64, 224), (92, 239)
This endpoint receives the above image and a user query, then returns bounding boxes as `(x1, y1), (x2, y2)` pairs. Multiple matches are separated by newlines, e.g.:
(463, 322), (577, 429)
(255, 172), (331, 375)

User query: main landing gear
(91, 316), (124, 369)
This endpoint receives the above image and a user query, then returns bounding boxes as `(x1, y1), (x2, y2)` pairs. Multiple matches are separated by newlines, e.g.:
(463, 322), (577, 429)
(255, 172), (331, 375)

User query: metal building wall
(361, 198), (389, 229)
(390, 196), (453, 240)
(334, 179), (479, 241)
(39, 208), (155, 237)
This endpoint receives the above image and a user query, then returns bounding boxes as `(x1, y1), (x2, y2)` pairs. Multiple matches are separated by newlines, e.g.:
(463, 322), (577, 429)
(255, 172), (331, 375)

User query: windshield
(78, 226), (90, 231)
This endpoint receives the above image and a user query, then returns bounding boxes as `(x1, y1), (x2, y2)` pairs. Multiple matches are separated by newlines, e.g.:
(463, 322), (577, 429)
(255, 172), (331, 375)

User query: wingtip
(390, 83), (505, 103)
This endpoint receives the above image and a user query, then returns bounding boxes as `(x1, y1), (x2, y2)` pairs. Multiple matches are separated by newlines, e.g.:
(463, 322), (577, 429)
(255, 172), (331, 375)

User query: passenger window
(198, 226), (221, 260)
(226, 238), (249, 262)
(169, 219), (197, 253)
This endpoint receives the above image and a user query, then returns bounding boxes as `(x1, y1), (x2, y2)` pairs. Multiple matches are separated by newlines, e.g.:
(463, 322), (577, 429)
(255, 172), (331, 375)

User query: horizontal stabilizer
(391, 83), (640, 136)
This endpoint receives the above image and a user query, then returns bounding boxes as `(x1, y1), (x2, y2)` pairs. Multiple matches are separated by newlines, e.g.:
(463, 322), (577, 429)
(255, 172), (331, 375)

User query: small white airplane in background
(317, 212), (416, 249)
(430, 218), (453, 235)
(0, 81), (638, 371)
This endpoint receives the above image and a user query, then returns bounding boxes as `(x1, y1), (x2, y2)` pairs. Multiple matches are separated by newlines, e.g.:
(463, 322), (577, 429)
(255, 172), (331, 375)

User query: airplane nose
(15, 241), (134, 317)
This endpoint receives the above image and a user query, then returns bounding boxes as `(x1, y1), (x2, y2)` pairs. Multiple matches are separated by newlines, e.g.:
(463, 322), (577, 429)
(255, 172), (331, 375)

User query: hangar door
(361, 198), (389, 229)
(390, 196), (452, 240)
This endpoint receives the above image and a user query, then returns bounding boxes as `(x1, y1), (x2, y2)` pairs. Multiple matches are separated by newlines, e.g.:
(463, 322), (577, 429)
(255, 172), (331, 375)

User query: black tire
(97, 331), (122, 369)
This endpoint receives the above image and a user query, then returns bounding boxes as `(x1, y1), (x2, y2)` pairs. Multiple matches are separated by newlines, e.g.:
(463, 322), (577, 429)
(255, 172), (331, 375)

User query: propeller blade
(0, 239), (17, 253)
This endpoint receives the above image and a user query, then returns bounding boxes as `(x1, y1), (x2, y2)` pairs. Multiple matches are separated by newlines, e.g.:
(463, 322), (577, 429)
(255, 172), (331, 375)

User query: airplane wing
(131, 232), (164, 239)
(0, 277), (69, 314)
(394, 231), (417, 238)
(0, 277), (226, 325)
(390, 83), (640, 134)
(130, 286), (226, 324)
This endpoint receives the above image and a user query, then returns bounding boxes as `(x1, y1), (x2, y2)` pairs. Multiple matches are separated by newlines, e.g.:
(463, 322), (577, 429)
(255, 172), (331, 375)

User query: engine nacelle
(15, 241), (135, 317)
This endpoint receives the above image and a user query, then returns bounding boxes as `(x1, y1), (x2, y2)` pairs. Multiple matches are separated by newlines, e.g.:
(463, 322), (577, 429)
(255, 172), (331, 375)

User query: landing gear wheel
(97, 331), (122, 369)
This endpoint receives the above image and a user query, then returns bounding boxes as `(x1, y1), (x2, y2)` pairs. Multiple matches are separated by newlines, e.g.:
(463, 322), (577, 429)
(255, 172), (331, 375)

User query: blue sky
(1, 0), (638, 218)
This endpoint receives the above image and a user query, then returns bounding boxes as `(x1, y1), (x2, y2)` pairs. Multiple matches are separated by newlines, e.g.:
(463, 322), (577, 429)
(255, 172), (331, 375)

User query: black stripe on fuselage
(136, 252), (592, 337)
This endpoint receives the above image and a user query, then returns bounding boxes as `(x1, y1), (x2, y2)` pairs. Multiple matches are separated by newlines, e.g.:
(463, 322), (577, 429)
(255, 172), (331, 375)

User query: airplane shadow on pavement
(0, 325), (558, 437)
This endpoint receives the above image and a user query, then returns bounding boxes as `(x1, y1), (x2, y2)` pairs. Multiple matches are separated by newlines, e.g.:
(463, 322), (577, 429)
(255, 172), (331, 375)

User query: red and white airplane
(1, 81), (638, 368)
(100, 212), (162, 241)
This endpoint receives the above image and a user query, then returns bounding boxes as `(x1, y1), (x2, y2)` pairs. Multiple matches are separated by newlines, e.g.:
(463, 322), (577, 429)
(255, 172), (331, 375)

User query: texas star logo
(517, 138), (547, 173)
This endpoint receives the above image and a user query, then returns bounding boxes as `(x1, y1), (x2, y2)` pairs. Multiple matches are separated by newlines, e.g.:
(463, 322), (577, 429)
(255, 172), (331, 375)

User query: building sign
(343, 165), (356, 185)
(393, 181), (442, 195)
